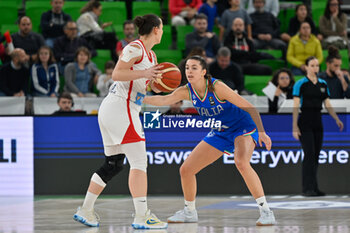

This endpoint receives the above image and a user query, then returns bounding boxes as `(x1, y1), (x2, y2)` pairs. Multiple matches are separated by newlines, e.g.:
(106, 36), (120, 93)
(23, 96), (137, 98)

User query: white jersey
(108, 39), (156, 107)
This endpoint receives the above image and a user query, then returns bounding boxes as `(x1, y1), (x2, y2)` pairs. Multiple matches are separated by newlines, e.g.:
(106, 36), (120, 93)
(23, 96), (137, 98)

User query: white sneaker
(256, 210), (276, 226)
(132, 209), (168, 229)
(73, 206), (100, 227)
(167, 208), (198, 223)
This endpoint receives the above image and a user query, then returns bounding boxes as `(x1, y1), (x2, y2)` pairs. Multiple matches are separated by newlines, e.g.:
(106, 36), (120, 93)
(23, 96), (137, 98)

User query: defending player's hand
(259, 132), (272, 151)
(144, 65), (163, 81)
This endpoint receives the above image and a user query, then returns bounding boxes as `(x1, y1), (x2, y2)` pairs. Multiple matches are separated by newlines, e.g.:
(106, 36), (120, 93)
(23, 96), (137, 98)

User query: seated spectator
(219, 0), (252, 42)
(250, 0), (286, 53)
(318, 46), (350, 98)
(40, 0), (72, 48)
(164, 100), (185, 115)
(64, 47), (101, 97)
(241, 0), (279, 17)
(198, 0), (218, 32)
(97, 60), (115, 97)
(116, 20), (137, 57)
(12, 16), (45, 63)
(209, 46), (245, 93)
(178, 47), (211, 85)
(319, 0), (348, 50)
(0, 48), (30, 96)
(185, 14), (220, 60)
(31, 46), (60, 97)
(281, 4), (321, 43)
(77, 0), (118, 61)
(52, 92), (86, 115)
(169, 0), (202, 26)
(287, 22), (323, 75)
(224, 17), (272, 75)
(53, 21), (96, 75)
(267, 68), (294, 113)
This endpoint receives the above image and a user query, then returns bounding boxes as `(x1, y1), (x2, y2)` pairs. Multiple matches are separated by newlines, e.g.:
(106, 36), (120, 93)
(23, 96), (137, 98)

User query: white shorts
(98, 94), (145, 149)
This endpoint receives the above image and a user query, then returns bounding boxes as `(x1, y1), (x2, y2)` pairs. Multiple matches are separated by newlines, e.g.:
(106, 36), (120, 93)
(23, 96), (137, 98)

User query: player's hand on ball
(259, 132), (272, 151)
(145, 65), (163, 81)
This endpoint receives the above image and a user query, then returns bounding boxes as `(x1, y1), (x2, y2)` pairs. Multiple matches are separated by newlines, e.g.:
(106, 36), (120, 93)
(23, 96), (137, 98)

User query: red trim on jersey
(129, 41), (144, 65)
(121, 80), (145, 144)
(138, 39), (153, 63)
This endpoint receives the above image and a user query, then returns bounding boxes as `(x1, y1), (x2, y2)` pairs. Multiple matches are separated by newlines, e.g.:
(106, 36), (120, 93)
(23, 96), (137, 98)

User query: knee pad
(96, 154), (125, 183)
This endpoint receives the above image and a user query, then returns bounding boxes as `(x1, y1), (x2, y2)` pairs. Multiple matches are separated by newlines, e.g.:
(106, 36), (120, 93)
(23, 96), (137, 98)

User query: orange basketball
(152, 62), (181, 93)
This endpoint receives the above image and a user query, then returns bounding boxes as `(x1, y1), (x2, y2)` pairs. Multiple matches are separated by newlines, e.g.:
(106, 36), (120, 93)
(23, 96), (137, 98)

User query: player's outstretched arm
(143, 86), (189, 106)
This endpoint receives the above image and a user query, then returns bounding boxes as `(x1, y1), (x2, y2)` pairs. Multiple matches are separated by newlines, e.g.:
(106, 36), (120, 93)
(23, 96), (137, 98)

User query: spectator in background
(287, 22), (323, 75)
(64, 47), (101, 97)
(164, 100), (185, 115)
(318, 46), (350, 98)
(40, 0), (72, 48)
(224, 17), (272, 75)
(319, 0), (348, 50)
(216, 0), (230, 18)
(97, 60), (115, 97)
(281, 4), (322, 43)
(31, 46), (60, 97)
(185, 14), (220, 61)
(219, 0), (252, 41)
(12, 16), (45, 63)
(77, 0), (118, 61)
(267, 68), (295, 113)
(241, 0), (279, 17)
(209, 47), (245, 94)
(53, 92), (74, 114)
(169, 0), (203, 26)
(198, 0), (218, 32)
(0, 48), (30, 96)
(250, 0), (286, 53)
(116, 20), (136, 57)
(53, 21), (96, 74)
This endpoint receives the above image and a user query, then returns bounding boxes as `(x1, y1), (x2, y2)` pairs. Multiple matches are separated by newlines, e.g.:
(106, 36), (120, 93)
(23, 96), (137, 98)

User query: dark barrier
(34, 114), (350, 195)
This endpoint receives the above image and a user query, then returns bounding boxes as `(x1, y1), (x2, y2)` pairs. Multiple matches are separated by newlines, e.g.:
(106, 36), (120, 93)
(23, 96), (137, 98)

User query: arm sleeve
(96, 74), (105, 91)
(319, 16), (339, 36)
(287, 40), (303, 67)
(31, 65), (49, 95)
(64, 63), (80, 94)
(40, 12), (51, 36)
(169, 0), (184, 16)
(270, 0), (279, 17)
(293, 80), (302, 97)
(315, 40), (323, 64)
(343, 75), (350, 98)
(53, 64), (60, 94)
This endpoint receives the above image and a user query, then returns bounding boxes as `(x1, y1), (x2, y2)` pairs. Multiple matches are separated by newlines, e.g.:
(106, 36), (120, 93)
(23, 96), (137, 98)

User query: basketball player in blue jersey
(143, 55), (276, 226)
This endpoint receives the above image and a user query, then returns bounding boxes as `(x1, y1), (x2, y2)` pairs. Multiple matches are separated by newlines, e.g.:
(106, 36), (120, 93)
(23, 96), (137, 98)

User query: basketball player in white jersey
(73, 14), (167, 229)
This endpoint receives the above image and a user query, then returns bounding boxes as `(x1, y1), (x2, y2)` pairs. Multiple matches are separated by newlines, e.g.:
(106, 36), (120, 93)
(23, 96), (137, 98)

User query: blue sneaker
(73, 206), (100, 227)
(256, 210), (276, 226)
(132, 210), (168, 229)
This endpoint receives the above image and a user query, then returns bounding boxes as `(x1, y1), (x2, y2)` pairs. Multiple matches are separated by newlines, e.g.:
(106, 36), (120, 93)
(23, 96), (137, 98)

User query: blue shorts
(203, 127), (258, 155)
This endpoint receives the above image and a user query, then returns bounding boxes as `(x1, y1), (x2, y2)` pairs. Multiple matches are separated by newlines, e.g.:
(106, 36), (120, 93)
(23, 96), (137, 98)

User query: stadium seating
(25, 1), (51, 32)
(1, 24), (19, 35)
(0, 1), (18, 28)
(321, 49), (349, 71)
(132, 1), (161, 18)
(62, 1), (86, 21)
(91, 49), (111, 72)
(100, 1), (127, 26)
(153, 49), (182, 65)
(312, 0), (326, 28)
(153, 25), (172, 50)
(176, 25), (194, 51)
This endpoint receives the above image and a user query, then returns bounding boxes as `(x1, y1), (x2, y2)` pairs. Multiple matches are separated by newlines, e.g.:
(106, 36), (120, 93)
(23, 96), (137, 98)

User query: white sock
(133, 197), (148, 216)
(82, 191), (98, 211)
(184, 200), (196, 211)
(256, 196), (270, 212)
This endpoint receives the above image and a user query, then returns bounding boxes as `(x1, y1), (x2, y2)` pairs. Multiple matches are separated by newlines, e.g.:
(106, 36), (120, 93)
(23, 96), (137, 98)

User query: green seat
(25, 1), (51, 32)
(153, 49), (183, 65)
(0, 1), (18, 28)
(1, 24), (19, 35)
(62, 1), (86, 21)
(91, 49), (111, 72)
(108, 24), (124, 40)
(258, 59), (286, 72)
(257, 49), (283, 59)
(132, 1), (161, 18)
(100, 2), (127, 26)
(176, 25), (193, 51)
(321, 49), (349, 71)
(153, 25), (172, 50)
(244, 75), (271, 96)
(312, 1), (326, 28)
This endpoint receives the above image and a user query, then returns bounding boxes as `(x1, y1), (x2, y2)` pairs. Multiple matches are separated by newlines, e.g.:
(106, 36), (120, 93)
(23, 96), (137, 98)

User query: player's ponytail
(187, 55), (214, 92)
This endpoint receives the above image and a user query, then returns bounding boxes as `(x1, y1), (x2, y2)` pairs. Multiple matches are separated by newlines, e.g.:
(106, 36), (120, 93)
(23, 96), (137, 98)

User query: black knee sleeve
(96, 154), (125, 183)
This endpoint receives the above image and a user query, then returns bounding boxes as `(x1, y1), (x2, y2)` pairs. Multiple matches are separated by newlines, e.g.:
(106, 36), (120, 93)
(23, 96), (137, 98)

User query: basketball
(152, 62), (181, 93)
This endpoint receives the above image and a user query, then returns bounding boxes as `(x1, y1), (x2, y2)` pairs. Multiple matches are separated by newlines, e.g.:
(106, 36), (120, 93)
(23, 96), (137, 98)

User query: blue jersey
(186, 78), (258, 154)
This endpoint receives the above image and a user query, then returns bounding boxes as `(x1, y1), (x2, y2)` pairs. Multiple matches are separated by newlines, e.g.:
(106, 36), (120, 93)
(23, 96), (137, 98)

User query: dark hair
(58, 92), (73, 103)
(305, 56), (318, 65)
(299, 21), (310, 30)
(133, 14), (161, 36)
(186, 47), (206, 58)
(295, 3), (309, 16)
(75, 47), (91, 64)
(194, 13), (208, 21)
(326, 45), (341, 63)
(271, 68), (295, 88)
(123, 20), (135, 29)
(186, 55), (214, 92)
(324, 0), (343, 20)
(80, 0), (101, 14)
(104, 60), (115, 71)
(63, 21), (76, 29)
(35, 45), (56, 65)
